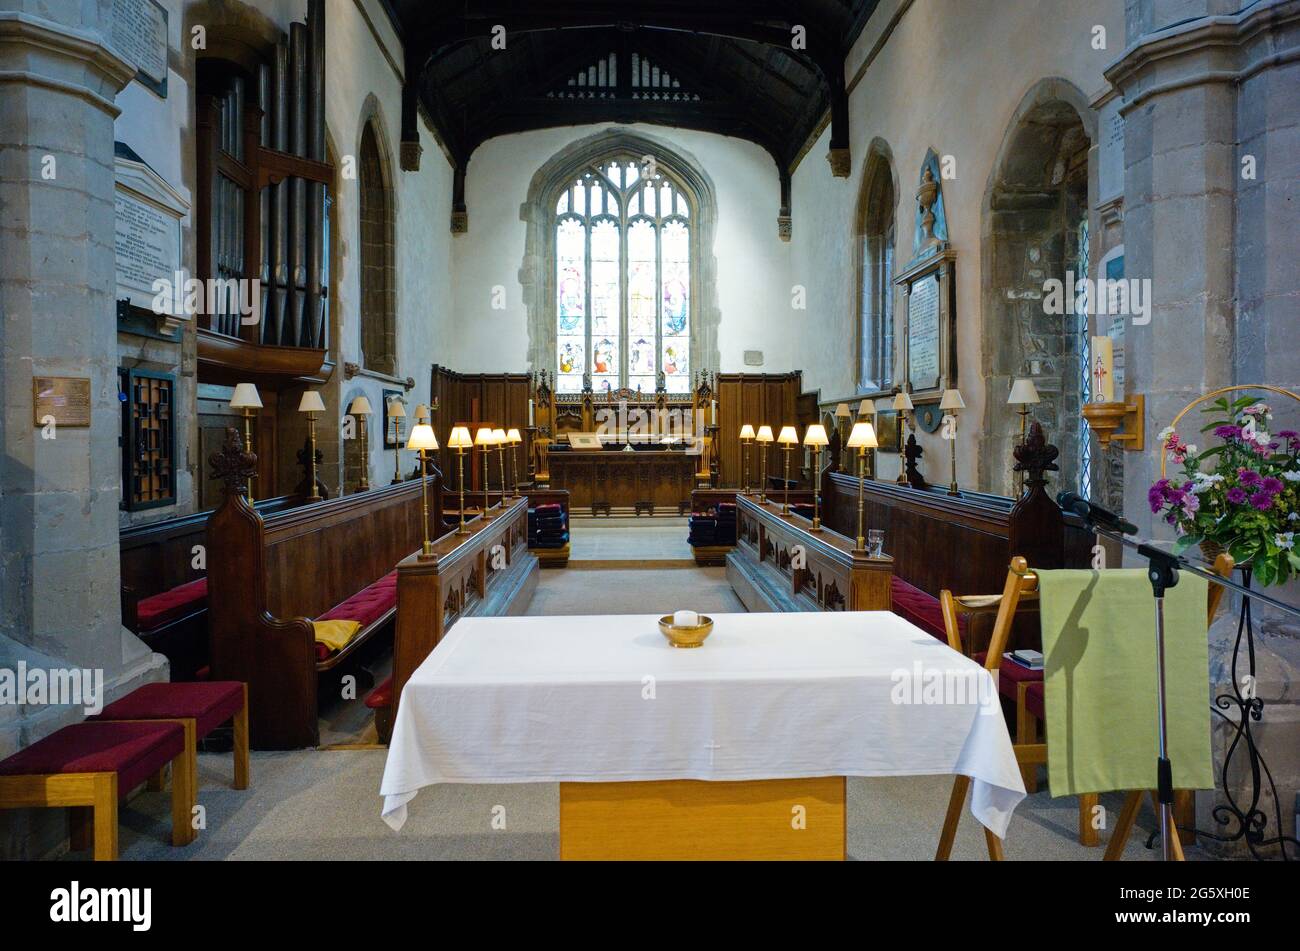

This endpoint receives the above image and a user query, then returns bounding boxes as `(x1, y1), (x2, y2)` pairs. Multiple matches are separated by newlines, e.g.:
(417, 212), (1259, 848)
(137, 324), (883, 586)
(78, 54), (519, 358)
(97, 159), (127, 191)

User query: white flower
(1158, 426), (1175, 443)
(1282, 471), (1300, 482)
(1276, 532), (1295, 550)
(1186, 444), (1198, 454)
(1291, 512), (1300, 522)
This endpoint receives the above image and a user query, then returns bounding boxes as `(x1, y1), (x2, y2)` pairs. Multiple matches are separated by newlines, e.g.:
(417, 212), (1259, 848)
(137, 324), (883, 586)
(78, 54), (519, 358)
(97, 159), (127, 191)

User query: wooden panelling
(548, 451), (695, 514)
(431, 365), (532, 490)
(714, 372), (802, 488)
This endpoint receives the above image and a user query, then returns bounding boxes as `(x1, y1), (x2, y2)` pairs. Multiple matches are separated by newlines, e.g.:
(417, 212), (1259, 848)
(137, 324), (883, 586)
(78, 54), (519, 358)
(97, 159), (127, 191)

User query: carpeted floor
(88, 529), (1206, 861)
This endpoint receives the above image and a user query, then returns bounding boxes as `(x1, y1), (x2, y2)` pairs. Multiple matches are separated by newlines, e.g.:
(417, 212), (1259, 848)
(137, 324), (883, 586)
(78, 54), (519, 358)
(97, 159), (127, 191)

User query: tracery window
(857, 152), (895, 394)
(555, 157), (693, 395)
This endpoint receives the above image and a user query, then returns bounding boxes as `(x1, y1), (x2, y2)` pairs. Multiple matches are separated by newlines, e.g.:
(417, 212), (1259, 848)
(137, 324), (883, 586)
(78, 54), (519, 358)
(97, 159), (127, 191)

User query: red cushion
(317, 571), (398, 629)
(890, 576), (966, 645)
(0, 721), (184, 796)
(1025, 681), (1045, 720)
(973, 650), (1044, 701)
(534, 503), (563, 514)
(364, 675), (394, 709)
(136, 577), (208, 631)
(92, 681), (244, 737)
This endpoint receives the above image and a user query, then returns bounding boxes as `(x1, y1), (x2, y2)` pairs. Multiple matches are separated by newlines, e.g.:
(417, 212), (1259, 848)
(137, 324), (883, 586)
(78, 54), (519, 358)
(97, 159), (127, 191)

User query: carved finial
(210, 427), (257, 496)
(1014, 421), (1060, 487)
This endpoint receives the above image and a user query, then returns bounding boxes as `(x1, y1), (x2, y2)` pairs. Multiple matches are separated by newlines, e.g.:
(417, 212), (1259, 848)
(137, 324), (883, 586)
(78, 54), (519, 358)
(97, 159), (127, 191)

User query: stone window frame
(854, 139), (900, 397)
(357, 105), (398, 377)
(519, 128), (721, 383)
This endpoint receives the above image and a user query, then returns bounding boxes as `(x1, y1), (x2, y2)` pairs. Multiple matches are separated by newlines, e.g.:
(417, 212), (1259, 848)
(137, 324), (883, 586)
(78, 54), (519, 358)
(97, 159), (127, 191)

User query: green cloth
(1035, 569), (1213, 797)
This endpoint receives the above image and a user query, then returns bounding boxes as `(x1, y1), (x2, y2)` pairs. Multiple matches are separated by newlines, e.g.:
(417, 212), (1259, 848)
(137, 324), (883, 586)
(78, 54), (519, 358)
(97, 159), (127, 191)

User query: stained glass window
(554, 156), (692, 394)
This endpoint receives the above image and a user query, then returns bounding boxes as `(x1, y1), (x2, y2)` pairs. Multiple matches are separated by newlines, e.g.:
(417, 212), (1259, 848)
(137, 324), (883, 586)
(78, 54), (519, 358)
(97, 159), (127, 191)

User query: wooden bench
(205, 429), (444, 749)
(687, 488), (813, 566)
(120, 494), (301, 680)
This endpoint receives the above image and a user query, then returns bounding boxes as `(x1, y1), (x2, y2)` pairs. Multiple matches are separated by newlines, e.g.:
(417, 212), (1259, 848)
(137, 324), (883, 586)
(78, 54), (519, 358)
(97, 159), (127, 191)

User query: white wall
(790, 0), (1125, 486)
(451, 124), (795, 376)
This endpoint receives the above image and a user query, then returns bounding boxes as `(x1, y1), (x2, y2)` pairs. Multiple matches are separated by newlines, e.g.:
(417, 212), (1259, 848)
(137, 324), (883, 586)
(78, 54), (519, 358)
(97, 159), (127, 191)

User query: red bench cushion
(1025, 681), (1045, 720)
(136, 577), (208, 631)
(364, 675), (394, 709)
(91, 681), (244, 737)
(0, 721), (184, 796)
(890, 576), (966, 645)
(313, 571), (399, 660)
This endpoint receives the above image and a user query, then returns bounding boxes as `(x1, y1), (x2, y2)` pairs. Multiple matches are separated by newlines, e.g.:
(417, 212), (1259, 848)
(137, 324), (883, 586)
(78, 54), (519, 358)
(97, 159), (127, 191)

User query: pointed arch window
(554, 158), (693, 394)
(857, 153), (896, 394)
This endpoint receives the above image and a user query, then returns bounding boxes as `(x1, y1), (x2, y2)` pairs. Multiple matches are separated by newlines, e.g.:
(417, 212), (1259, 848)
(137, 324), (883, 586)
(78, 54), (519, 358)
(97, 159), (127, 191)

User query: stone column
(0, 0), (167, 856)
(1110, 0), (1300, 857)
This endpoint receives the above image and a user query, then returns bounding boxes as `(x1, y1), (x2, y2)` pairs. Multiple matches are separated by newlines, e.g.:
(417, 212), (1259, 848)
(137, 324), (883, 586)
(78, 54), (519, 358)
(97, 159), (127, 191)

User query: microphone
(1057, 491), (1139, 536)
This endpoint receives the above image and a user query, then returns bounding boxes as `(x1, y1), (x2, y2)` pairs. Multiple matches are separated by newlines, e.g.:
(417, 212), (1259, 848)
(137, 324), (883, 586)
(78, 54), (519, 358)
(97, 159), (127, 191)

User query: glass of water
(867, 529), (885, 558)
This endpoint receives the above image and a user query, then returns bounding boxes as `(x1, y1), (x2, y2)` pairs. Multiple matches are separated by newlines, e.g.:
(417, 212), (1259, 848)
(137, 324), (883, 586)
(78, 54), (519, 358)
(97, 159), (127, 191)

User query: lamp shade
(492, 427), (506, 446)
(1008, 378), (1041, 405)
(506, 428), (522, 444)
(939, 388), (966, 411)
(474, 426), (496, 447)
(448, 425), (474, 449)
(892, 391), (913, 412)
(230, 383), (262, 410)
(406, 423), (438, 451)
(847, 422), (879, 449)
(858, 399), (873, 417)
(297, 390), (325, 414)
(777, 425), (799, 445)
(387, 399), (406, 418)
(834, 402), (851, 418)
(755, 425), (774, 443)
(349, 395), (373, 416)
(803, 424), (829, 447)
(739, 424), (756, 440)
(414, 403), (430, 422)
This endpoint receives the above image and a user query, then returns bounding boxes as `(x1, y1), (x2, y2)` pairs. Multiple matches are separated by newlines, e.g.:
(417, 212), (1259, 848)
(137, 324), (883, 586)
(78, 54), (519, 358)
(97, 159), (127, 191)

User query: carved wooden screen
(120, 368), (176, 511)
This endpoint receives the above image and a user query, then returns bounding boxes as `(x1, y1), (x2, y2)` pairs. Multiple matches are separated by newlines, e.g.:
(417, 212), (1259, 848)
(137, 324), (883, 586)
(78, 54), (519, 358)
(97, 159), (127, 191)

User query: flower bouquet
(1149, 395), (1300, 586)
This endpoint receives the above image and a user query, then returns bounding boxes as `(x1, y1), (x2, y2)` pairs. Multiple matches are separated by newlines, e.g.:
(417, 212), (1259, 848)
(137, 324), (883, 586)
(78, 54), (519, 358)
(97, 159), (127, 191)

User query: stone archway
(979, 80), (1096, 498)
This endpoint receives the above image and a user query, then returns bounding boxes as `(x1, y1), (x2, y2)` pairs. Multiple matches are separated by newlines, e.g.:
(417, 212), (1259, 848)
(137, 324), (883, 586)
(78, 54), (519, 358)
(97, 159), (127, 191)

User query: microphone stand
(1084, 518), (1300, 860)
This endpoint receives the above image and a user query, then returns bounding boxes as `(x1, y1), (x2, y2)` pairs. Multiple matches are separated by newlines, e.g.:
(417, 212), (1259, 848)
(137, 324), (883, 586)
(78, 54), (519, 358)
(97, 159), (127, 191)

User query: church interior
(1, 0), (1298, 877)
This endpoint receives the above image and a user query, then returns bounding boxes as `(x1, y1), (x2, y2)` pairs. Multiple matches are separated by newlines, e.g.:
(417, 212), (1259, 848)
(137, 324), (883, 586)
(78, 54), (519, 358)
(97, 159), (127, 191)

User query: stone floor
(567, 515), (695, 565)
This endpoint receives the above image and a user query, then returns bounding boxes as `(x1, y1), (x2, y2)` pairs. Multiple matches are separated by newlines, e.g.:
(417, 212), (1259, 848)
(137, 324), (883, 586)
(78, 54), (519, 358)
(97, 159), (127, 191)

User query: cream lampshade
(407, 424), (438, 558)
(413, 403), (430, 423)
(506, 428), (522, 444)
(777, 426), (798, 514)
(388, 400), (406, 419)
(777, 425), (799, 445)
(349, 395), (373, 416)
(858, 399), (873, 417)
(492, 427), (506, 445)
(847, 422), (878, 449)
(846, 422), (878, 554)
(474, 426), (495, 447)
(755, 425), (774, 443)
(939, 388), (966, 411)
(803, 424), (830, 530)
(803, 424), (829, 447)
(834, 403), (851, 419)
(1008, 378), (1040, 405)
(447, 425), (474, 534)
(939, 390), (964, 497)
(739, 424), (756, 440)
(892, 391), (913, 412)
(407, 423), (437, 451)
(297, 390), (325, 414)
(230, 383), (262, 410)
(754, 426), (774, 502)
(448, 426), (474, 449)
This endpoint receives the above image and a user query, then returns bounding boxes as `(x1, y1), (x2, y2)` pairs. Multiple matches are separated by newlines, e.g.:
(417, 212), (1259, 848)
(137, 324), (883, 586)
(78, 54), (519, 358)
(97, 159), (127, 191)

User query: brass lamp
(834, 403), (851, 471)
(297, 390), (326, 502)
(755, 425), (774, 503)
(230, 383), (262, 502)
(1007, 378), (1040, 443)
(448, 425), (474, 534)
(414, 403), (430, 424)
(388, 398), (406, 484)
(506, 428), (522, 498)
(777, 425), (799, 514)
(846, 421), (879, 553)
(939, 388), (965, 498)
(349, 395), (374, 492)
(407, 423), (439, 559)
(739, 424), (755, 495)
(803, 424), (829, 530)
(492, 428), (507, 506)
(474, 426), (496, 519)
(892, 390), (913, 485)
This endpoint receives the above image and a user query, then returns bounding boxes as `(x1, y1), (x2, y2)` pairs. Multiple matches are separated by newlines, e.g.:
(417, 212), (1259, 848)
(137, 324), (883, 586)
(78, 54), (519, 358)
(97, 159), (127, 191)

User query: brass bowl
(658, 615), (714, 648)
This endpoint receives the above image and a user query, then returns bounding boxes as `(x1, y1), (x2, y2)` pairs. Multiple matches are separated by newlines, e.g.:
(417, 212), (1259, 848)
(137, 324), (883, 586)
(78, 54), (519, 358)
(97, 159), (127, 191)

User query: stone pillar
(0, 0), (167, 857)
(1110, 0), (1300, 857)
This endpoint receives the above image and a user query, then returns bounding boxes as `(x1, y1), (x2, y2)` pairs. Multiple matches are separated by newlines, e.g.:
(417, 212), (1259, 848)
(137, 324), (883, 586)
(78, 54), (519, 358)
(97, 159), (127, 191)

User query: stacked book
(528, 503), (568, 549)
(688, 502), (736, 547)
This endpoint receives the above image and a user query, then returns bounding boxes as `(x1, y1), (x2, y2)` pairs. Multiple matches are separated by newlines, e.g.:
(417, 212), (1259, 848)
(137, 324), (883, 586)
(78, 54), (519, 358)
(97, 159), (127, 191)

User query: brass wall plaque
(33, 377), (92, 427)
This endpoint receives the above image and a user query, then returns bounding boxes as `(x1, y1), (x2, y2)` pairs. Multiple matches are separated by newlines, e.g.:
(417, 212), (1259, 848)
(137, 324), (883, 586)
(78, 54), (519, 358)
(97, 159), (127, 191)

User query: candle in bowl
(673, 610), (699, 628)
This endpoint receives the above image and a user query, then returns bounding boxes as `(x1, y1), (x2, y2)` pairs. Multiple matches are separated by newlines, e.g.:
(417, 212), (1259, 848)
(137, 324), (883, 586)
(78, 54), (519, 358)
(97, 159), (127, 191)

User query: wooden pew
(120, 494), (301, 680)
(205, 430), (445, 749)
(392, 496), (538, 717)
(443, 488), (571, 567)
(727, 495), (893, 612)
(688, 488), (813, 565)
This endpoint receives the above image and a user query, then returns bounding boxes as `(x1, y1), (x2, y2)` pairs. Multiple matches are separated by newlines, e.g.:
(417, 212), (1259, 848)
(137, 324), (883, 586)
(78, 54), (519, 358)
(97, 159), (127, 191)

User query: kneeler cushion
(890, 576), (966, 646)
(92, 681), (245, 737)
(317, 571), (398, 628)
(0, 721), (184, 796)
(1025, 681), (1045, 720)
(136, 577), (208, 630)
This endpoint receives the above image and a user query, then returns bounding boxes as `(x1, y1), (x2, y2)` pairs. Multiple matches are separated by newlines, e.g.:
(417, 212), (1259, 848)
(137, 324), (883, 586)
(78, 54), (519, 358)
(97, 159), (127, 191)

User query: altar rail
(727, 496), (893, 613)
(206, 477), (443, 749)
(392, 496), (538, 714)
(819, 472), (1093, 599)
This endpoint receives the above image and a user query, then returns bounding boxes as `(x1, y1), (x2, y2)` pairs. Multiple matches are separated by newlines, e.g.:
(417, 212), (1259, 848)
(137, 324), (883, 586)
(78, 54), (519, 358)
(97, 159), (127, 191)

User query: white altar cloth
(380, 611), (1026, 836)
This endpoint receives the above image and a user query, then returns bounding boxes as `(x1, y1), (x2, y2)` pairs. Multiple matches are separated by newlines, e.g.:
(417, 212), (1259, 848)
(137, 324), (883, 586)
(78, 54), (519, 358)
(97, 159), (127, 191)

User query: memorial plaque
(33, 377), (92, 427)
(115, 148), (189, 336)
(111, 0), (168, 96)
(906, 273), (941, 393)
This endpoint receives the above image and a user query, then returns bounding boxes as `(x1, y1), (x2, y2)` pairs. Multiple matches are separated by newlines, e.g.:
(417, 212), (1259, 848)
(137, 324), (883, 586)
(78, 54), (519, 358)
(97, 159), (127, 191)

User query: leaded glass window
(554, 158), (693, 394)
